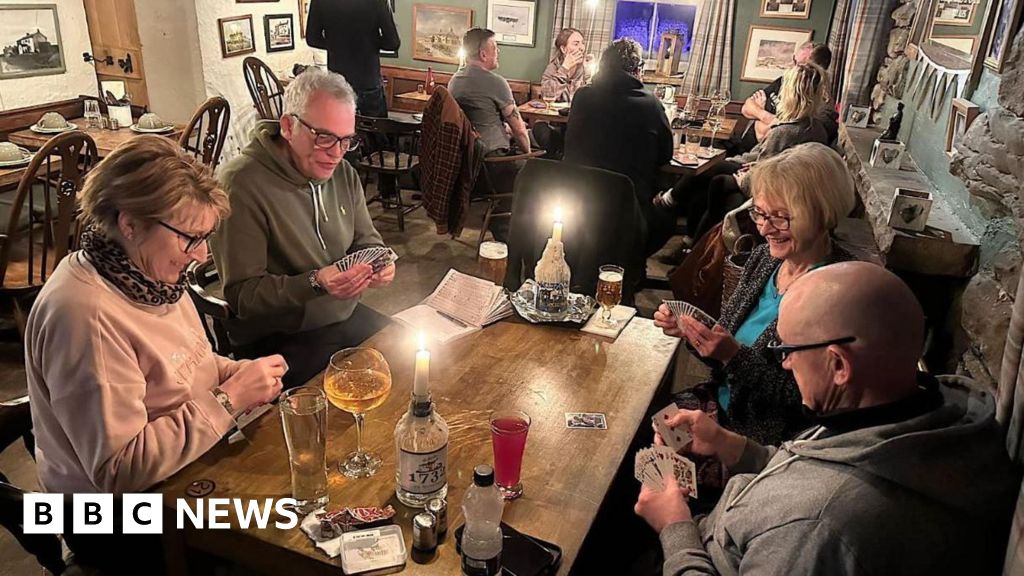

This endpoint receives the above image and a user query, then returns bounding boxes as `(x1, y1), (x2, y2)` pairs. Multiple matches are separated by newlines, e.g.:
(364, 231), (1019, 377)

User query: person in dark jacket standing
(306, 0), (399, 118)
(564, 38), (674, 256)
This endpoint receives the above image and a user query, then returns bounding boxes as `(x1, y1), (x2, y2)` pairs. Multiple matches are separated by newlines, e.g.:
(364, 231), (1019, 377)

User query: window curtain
(836, 0), (900, 110)
(552, 0), (616, 61)
(681, 0), (733, 96)
(826, 0), (852, 105)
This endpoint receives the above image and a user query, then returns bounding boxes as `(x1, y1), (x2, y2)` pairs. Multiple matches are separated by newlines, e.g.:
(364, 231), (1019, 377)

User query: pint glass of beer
(478, 241), (508, 286)
(596, 265), (624, 326)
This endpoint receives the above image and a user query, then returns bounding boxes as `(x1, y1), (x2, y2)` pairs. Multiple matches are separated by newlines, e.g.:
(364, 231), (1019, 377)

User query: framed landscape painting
(740, 25), (813, 83)
(488, 0), (537, 47)
(760, 0), (811, 19)
(413, 4), (473, 64)
(0, 4), (66, 79)
(218, 15), (256, 58)
(264, 14), (294, 52)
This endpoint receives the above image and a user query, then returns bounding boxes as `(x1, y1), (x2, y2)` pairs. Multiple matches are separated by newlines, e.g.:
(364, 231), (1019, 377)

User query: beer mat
(580, 305), (636, 339)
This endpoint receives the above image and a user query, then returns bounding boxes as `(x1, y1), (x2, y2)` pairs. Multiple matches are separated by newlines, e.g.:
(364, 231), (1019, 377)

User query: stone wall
(871, 0), (918, 112)
(948, 31), (1024, 390)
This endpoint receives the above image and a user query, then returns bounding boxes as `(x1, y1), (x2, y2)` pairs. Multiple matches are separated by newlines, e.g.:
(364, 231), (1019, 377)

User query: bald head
(779, 262), (924, 408)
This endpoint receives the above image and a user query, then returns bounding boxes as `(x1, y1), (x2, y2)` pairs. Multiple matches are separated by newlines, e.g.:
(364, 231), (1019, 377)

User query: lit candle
(553, 206), (563, 244)
(414, 332), (430, 397)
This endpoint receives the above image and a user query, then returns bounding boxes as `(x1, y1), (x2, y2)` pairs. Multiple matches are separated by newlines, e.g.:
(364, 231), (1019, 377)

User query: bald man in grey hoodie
(636, 262), (1018, 575)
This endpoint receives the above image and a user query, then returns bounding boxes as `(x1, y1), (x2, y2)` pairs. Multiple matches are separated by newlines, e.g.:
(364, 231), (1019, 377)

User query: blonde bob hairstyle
(775, 63), (827, 123)
(749, 142), (855, 246)
(80, 135), (230, 237)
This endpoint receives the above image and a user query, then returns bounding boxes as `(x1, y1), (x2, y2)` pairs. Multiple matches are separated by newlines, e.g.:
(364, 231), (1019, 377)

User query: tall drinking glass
(684, 129), (701, 160)
(280, 386), (329, 513)
(324, 348), (393, 478)
(84, 100), (101, 129)
(596, 265), (624, 327)
(490, 411), (531, 500)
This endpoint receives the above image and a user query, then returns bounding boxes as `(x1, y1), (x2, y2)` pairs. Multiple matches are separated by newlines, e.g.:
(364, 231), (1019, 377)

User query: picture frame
(381, 0), (398, 58)
(218, 15), (256, 58)
(930, 35), (975, 54)
(985, 0), (1023, 72)
(759, 0), (812, 19)
(264, 14), (294, 52)
(933, 0), (977, 26)
(297, 0), (310, 38)
(887, 188), (933, 232)
(0, 4), (66, 80)
(945, 97), (980, 157)
(870, 139), (906, 170)
(413, 4), (473, 64)
(846, 104), (871, 128)
(487, 0), (537, 47)
(739, 25), (813, 83)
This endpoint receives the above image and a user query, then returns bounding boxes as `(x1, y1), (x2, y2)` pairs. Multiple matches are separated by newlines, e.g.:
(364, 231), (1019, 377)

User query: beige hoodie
(25, 252), (237, 494)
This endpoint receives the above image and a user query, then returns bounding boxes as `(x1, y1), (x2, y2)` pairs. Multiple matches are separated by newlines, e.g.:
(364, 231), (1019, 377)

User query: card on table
(565, 412), (607, 430)
(652, 403), (691, 452)
(662, 299), (717, 329)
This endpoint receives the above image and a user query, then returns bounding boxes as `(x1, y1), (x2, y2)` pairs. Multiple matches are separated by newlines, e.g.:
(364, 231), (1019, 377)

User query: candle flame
(418, 331), (426, 351)
(554, 206), (563, 223)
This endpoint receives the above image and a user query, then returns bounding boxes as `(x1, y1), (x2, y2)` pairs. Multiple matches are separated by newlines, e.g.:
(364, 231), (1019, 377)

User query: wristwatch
(211, 386), (234, 415)
(309, 269), (325, 294)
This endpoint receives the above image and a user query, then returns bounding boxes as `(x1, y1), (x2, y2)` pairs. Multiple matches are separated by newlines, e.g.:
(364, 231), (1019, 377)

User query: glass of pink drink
(490, 411), (531, 500)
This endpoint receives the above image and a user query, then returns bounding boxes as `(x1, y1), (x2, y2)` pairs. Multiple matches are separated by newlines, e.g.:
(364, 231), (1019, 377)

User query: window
(613, 0), (703, 70)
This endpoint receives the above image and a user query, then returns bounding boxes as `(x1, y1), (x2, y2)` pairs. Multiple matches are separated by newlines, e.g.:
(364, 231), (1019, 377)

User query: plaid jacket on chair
(418, 86), (481, 236)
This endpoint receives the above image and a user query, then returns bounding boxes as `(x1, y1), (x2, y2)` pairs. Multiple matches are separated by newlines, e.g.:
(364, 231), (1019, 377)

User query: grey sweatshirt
(661, 376), (1018, 575)
(213, 121), (383, 346)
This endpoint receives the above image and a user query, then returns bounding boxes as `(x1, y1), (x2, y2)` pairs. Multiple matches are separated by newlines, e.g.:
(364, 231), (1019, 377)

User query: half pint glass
(478, 241), (508, 286)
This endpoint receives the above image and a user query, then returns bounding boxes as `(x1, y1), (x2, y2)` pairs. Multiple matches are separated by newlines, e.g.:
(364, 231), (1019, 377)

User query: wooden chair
(354, 115), (422, 232)
(179, 96), (231, 171)
(0, 131), (98, 337)
(476, 148), (545, 247)
(243, 56), (285, 121)
(185, 258), (234, 357)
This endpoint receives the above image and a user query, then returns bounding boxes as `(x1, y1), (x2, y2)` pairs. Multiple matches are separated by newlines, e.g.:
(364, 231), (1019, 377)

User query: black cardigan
(711, 241), (854, 445)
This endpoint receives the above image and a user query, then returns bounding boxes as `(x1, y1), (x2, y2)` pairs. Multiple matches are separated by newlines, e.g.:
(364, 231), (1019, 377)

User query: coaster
(581, 305), (636, 340)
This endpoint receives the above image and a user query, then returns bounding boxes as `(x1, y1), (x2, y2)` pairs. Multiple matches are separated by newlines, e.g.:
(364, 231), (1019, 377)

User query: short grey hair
(282, 67), (357, 116)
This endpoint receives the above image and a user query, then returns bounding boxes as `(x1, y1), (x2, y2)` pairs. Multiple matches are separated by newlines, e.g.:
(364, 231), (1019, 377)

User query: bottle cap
(473, 464), (495, 487)
(426, 497), (447, 534)
(412, 512), (437, 551)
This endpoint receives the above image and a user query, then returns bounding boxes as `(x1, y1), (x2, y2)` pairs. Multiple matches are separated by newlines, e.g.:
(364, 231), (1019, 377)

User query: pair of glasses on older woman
(157, 221), (213, 254)
(290, 114), (362, 151)
(747, 206), (793, 231)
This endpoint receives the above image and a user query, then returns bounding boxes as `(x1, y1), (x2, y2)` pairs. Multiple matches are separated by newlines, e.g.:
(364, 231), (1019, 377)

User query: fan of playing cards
(635, 402), (697, 495)
(663, 299), (717, 328)
(335, 246), (399, 273)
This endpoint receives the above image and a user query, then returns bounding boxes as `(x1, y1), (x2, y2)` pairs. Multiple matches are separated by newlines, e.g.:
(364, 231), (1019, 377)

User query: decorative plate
(29, 123), (78, 134)
(0, 146), (33, 168)
(511, 279), (597, 324)
(130, 124), (175, 133)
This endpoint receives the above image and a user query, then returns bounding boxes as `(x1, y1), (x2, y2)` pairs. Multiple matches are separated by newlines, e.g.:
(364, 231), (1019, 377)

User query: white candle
(414, 332), (429, 397)
(553, 206), (563, 244)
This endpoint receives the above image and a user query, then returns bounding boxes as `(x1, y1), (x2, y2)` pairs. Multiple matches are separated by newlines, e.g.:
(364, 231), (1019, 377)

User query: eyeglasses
(748, 206), (792, 231)
(157, 221), (214, 254)
(767, 336), (856, 363)
(290, 114), (361, 151)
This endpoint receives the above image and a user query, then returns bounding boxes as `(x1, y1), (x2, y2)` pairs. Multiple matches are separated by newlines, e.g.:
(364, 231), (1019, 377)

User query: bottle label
(461, 552), (501, 576)
(398, 444), (447, 494)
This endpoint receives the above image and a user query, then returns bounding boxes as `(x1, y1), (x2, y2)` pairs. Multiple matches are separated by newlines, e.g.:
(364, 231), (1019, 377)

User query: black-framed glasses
(767, 336), (856, 363)
(157, 221), (213, 254)
(290, 114), (361, 151)
(748, 206), (792, 231)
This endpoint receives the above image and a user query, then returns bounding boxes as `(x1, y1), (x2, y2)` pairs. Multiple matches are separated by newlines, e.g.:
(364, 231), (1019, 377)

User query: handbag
(669, 223), (728, 315)
(722, 234), (757, 314)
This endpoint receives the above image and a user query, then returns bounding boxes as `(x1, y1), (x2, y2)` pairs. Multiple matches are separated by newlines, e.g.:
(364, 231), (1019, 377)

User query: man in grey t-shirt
(448, 28), (531, 155)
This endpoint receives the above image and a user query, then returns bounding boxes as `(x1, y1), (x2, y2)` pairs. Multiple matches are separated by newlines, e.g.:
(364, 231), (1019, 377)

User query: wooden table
(517, 101), (738, 142)
(158, 319), (678, 575)
(8, 118), (184, 157)
(394, 90), (432, 114)
(662, 147), (728, 176)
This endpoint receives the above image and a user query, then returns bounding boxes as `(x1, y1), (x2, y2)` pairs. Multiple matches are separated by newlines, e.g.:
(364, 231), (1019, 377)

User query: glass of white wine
(325, 348), (393, 478)
(541, 85), (558, 111)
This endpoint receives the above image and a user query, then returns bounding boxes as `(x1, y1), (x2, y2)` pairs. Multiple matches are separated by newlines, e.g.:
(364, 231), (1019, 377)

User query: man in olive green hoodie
(214, 68), (395, 387)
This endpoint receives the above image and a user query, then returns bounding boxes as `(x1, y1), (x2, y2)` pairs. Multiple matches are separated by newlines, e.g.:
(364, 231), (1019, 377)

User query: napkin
(581, 305), (636, 340)
(300, 509), (342, 558)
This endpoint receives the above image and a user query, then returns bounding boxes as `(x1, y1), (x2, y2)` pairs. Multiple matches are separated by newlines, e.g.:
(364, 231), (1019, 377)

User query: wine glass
(705, 115), (723, 157)
(324, 348), (393, 478)
(596, 265), (624, 327)
(541, 85), (558, 111)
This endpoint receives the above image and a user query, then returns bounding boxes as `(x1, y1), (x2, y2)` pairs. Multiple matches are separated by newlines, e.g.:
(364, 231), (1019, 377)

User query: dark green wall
(389, 0), (555, 81)
(730, 0), (838, 100)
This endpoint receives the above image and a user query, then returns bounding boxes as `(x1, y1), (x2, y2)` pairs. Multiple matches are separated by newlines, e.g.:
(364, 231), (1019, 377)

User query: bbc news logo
(24, 494), (300, 534)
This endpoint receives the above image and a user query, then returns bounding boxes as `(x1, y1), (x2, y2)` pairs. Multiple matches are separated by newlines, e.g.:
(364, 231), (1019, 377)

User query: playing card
(565, 412), (607, 429)
(634, 447), (664, 490)
(662, 300), (717, 329)
(669, 454), (698, 498)
(335, 246), (398, 273)
(652, 404), (691, 452)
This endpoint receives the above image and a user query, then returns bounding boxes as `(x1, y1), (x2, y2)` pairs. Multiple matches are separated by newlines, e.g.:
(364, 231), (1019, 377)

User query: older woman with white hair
(655, 142), (857, 446)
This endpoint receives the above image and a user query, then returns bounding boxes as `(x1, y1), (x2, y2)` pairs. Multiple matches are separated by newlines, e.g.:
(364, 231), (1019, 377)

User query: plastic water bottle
(461, 465), (503, 575)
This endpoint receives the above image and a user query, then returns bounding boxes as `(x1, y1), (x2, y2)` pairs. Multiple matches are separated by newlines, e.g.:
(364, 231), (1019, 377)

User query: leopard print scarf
(80, 225), (185, 306)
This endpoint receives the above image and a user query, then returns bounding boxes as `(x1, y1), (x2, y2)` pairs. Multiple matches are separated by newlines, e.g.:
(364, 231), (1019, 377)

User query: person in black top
(564, 38), (674, 256)
(306, 0), (399, 118)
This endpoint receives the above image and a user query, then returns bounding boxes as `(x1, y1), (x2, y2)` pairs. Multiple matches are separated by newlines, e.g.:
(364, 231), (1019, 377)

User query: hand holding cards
(336, 246), (399, 274)
(663, 299), (716, 328)
(652, 403), (691, 452)
(634, 445), (697, 497)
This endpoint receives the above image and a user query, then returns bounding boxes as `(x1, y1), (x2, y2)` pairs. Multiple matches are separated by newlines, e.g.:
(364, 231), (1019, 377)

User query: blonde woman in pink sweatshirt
(26, 136), (287, 496)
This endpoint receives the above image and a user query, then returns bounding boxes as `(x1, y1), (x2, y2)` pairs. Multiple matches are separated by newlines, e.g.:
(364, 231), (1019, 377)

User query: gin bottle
(395, 387), (448, 507)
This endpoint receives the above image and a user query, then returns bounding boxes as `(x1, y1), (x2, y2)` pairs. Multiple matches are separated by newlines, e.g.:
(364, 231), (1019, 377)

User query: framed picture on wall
(218, 15), (256, 58)
(759, 0), (812, 19)
(381, 0), (398, 58)
(264, 14), (294, 52)
(0, 4), (66, 79)
(487, 0), (537, 47)
(985, 0), (1023, 72)
(933, 0), (978, 26)
(413, 4), (473, 64)
(740, 25), (813, 83)
(297, 0), (310, 38)
(945, 97), (979, 157)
